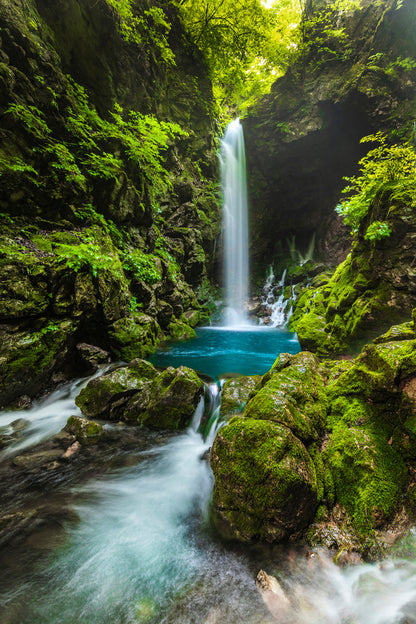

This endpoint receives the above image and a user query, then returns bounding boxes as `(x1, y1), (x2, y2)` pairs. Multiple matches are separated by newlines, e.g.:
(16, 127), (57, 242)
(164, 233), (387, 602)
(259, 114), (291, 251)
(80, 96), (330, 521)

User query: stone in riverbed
(75, 360), (204, 430)
(65, 415), (104, 445)
(210, 417), (318, 542)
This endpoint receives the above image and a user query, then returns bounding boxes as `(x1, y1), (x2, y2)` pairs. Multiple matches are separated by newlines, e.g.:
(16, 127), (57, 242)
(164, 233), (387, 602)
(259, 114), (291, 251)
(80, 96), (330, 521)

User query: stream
(1, 327), (416, 623)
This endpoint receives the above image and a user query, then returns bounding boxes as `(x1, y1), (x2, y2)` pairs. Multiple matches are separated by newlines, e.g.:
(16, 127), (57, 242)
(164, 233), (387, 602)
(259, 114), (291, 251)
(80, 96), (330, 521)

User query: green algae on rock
(65, 415), (104, 445)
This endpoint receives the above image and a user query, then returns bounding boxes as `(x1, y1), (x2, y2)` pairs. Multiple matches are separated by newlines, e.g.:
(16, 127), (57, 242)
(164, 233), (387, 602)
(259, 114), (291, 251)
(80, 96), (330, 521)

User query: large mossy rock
(75, 359), (204, 430)
(245, 352), (327, 444)
(211, 352), (326, 542)
(140, 366), (204, 429)
(75, 359), (158, 421)
(211, 323), (416, 547)
(211, 417), (318, 542)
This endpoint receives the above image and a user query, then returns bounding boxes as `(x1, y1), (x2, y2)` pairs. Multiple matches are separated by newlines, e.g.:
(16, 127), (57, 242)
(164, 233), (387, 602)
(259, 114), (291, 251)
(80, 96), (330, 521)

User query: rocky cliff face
(243, 0), (416, 277)
(0, 0), (220, 407)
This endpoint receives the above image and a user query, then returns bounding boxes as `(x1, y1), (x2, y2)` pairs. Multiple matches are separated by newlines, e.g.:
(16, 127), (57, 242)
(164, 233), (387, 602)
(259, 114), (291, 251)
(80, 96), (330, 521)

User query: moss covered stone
(0, 319), (73, 407)
(219, 375), (261, 420)
(75, 360), (157, 421)
(244, 351), (327, 443)
(324, 421), (408, 530)
(140, 366), (204, 430)
(109, 313), (160, 362)
(76, 360), (203, 430)
(210, 417), (318, 542)
(65, 415), (104, 445)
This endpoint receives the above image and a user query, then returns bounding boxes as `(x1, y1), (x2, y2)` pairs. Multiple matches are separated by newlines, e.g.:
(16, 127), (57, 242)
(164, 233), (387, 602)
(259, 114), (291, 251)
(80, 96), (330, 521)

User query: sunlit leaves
(336, 133), (416, 236)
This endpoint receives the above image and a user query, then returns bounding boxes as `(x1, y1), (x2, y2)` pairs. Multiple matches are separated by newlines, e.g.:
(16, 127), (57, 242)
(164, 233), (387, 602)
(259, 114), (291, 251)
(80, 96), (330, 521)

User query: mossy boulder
(65, 415), (104, 445)
(324, 421), (408, 530)
(75, 359), (157, 421)
(244, 352), (327, 444)
(76, 360), (203, 430)
(140, 366), (204, 430)
(210, 417), (318, 542)
(219, 375), (261, 420)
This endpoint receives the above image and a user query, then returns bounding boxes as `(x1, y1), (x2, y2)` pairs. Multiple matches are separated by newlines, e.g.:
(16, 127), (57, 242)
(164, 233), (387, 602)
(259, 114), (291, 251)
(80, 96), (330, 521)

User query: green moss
(244, 351), (327, 443)
(219, 375), (261, 420)
(141, 366), (203, 429)
(65, 415), (104, 444)
(211, 417), (318, 541)
(167, 319), (196, 341)
(75, 365), (151, 419)
(0, 319), (73, 406)
(324, 421), (407, 532)
(109, 313), (160, 361)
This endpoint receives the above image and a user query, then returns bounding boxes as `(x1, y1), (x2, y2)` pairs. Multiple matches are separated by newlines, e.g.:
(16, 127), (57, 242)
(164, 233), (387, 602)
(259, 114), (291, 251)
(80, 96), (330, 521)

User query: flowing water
(221, 118), (249, 327)
(2, 329), (416, 623)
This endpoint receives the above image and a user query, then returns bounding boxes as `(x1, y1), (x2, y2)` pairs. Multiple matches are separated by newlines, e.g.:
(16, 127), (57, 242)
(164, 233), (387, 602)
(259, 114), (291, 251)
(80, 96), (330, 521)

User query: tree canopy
(177, 0), (302, 116)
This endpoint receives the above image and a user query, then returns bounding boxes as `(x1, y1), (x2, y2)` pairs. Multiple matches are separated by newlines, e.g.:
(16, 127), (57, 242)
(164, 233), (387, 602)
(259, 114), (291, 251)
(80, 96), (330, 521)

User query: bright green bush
(336, 133), (416, 235)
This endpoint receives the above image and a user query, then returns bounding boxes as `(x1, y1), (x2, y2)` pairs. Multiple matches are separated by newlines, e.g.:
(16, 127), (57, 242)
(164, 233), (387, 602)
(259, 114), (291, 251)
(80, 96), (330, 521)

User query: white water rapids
(1, 377), (416, 622)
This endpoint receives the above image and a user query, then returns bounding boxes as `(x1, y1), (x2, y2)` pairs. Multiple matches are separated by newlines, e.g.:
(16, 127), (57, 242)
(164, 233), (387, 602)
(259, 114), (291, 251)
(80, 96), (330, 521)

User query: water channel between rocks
(1, 327), (416, 624)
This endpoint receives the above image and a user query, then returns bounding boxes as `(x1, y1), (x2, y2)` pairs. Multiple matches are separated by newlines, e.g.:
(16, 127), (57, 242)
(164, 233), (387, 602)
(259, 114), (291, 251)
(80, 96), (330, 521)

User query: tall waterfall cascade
(221, 118), (249, 327)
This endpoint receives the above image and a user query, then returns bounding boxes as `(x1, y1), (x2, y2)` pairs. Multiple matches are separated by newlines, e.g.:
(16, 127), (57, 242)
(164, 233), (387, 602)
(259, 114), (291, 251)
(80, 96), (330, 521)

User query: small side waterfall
(220, 118), (249, 327)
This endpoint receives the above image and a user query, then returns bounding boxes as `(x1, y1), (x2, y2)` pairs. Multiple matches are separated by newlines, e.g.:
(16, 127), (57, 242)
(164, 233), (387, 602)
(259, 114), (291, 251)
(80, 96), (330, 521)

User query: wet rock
(141, 366), (204, 430)
(12, 449), (64, 470)
(245, 352), (327, 444)
(211, 417), (318, 542)
(75, 359), (157, 421)
(255, 570), (290, 622)
(219, 375), (261, 421)
(62, 440), (81, 458)
(64, 416), (104, 445)
(75, 342), (111, 374)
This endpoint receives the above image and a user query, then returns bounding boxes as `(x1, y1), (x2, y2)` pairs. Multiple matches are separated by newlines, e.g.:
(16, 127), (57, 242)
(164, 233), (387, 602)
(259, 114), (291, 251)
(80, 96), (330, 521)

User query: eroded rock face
(290, 199), (416, 355)
(243, 0), (416, 274)
(0, 0), (220, 407)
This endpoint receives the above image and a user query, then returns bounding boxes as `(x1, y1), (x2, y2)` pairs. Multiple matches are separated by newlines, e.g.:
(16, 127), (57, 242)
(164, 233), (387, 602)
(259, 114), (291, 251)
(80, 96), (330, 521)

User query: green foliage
(56, 239), (119, 278)
(297, 0), (359, 71)
(0, 155), (39, 185)
(336, 133), (416, 235)
(5, 103), (51, 139)
(122, 250), (162, 285)
(0, 79), (186, 205)
(364, 220), (392, 241)
(104, 0), (175, 65)
(388, 56), (416, 72)
(65, 79), (187, 199)
(178, 0), (301, 114)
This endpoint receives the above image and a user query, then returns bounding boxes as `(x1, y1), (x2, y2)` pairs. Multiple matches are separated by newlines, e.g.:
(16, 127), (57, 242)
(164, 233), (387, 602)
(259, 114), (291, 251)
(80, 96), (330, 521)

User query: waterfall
(260, 267), (288, 327)
(220, 118), (249, 327)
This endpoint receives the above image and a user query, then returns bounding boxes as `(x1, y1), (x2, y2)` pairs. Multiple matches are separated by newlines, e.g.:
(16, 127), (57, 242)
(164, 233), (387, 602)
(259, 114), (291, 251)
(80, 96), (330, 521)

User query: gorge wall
(0, 0), (220, 407)
(243, 0), (416, 277)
